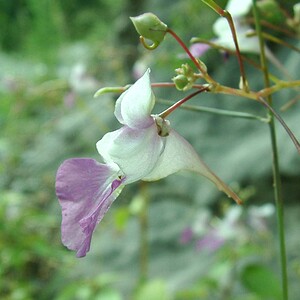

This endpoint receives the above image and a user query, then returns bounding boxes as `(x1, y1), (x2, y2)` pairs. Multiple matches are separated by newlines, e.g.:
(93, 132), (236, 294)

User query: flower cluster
(56, 69), (241, 257)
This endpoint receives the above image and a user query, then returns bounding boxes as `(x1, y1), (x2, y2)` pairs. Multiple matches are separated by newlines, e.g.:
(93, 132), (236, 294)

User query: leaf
(113, 207), (130, 231)
(135, 279), (170, 300)
(240, 263), (281, 299)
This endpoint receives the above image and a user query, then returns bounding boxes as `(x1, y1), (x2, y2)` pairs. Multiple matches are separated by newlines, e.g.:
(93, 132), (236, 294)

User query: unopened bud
(173, 75), (191, 91)
(130, 13), (168, 49)
(175, 63), (194, 77)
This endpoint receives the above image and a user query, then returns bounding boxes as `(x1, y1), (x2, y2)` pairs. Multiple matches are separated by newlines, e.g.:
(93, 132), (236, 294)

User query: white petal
(225, 0), (252, 17)
(114, 69), (155, 129)
(213, 18), (260, 54)
(143, 129), (242, 204)
(96, 124), (164, 183)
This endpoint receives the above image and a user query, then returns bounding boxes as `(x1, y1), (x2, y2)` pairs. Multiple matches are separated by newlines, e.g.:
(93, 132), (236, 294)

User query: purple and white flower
(182, 203), (274, 252)
(56, 69), (241, 257)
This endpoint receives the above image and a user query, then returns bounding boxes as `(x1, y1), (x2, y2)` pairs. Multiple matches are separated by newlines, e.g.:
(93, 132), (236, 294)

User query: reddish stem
(167, 28), (216, 84)
(159, 86), (208, 118)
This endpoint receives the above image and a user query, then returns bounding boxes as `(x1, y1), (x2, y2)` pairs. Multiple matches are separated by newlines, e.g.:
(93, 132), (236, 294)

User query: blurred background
(0, 0), (299, 299)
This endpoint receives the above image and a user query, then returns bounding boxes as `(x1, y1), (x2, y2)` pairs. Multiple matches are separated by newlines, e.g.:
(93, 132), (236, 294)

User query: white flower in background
(69, 63), (98, 94)
(212, 0), (261, 54)
(191, 0), (271, 56)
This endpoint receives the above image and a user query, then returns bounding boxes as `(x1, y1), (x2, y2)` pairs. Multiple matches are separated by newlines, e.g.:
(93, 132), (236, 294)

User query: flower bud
(173, 75), (191, 91)
(175, 63), (194, 77)
(173, 63), (199, 91)
(130, 13), (168, 49)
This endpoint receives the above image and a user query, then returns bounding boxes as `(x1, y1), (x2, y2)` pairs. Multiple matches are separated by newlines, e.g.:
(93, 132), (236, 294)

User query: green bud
(172, 74), (196, 91)
(173, 75), (189, 91)
(173, 63), (202, 91)
(175, 63), (194, 77)
(130, 13), (168, 50)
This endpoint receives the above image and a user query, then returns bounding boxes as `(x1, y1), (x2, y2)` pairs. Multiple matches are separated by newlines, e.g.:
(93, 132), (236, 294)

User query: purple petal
(189, 43), (211, 58)
(180, 227), (194, 244)
(196, 233), (225, 252)
(55, 158), (124, 257)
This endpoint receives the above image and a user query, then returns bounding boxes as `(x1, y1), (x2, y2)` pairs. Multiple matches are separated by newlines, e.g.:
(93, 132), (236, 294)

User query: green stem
(201, 0), (224, 15)
(152, 80), (300, 99)
(260, 32), (300, 53)
(139, 182), (149, 282)
(201, 0), (249, 91)
(157, 99), (269, 122)
(252, 1), (288, 299)
(158, 87), (208, 118)
(153, 81), (300, 152)
(223, 10), (249, 91)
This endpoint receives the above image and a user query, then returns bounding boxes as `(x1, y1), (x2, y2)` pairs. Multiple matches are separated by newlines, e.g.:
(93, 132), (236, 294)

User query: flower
(56, 160), (124, 257)
(189, 43), (212, 58)
(191, 0), (264, 57)
(212, 17), (261, 55)
(183, 204), (274, 252)
(56, 69), (241, 257)
(213, 0), (256, 53)
(130, 13), (168, 50)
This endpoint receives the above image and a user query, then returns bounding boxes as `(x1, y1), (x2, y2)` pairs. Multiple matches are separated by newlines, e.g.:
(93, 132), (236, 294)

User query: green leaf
(135, 279), (170, 300)
(240, 263), (281, 299)
(113, 207), (130, 231)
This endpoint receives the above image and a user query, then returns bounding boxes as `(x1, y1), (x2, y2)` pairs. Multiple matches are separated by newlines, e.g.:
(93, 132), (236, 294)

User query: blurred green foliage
(0, 0), (300, 299)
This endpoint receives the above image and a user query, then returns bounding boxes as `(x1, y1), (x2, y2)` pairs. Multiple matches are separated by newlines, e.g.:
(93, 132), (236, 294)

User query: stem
(157, 99), (269, 122)
(201, 0), (249, 91)
(152, 82), (300, 152)
(139, 36), (160, 50)
(257, 97), (300, 154)
(223, 10), (249, 91)
(260, 32), (300, 53)
(151, 80), (300, 99)
(158, 87), (208, 118)
(166, 28), (216, 84)
(280, 94), (300, 112)
(258, 80), (300, 97)
(190, 37), (264, 71)
(252, 1), (289, 299)
(139, 182), (149, 282)
(94, 79), (300, 99)
(211, 85), (300, 153)
(201, 0), (224, 15)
